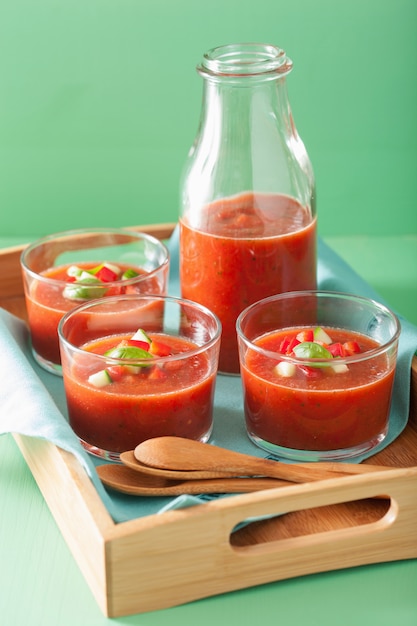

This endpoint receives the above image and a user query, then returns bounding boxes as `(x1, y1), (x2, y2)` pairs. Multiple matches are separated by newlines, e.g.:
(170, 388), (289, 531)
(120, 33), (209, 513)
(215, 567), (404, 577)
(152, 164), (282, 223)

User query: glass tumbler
(236, 291), (400, 461)
(59, 294), (221, 460)
(21, 228), (169, 374)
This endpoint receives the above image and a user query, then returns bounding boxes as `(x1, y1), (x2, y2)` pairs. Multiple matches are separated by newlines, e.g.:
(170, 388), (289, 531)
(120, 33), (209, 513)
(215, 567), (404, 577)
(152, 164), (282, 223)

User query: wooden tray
(1, 224), (417, 618)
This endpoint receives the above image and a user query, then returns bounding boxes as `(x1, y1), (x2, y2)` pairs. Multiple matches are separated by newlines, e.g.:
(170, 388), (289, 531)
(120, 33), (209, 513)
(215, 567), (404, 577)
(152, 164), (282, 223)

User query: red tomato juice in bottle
(180, 192), (317, 373)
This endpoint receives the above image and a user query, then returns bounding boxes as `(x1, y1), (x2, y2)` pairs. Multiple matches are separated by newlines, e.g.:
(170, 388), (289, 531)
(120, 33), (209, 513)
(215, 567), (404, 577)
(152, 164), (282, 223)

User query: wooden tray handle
(111, 467), (417, 614)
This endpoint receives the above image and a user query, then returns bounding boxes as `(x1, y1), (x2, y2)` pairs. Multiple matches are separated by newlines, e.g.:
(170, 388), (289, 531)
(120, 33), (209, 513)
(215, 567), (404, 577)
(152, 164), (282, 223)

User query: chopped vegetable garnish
(104, 345), (154, 363)
(296, 329), (314, 343)
(63, 262), (141, 301)
(130, 328), (152, 346)
(66, 265), (83, 277)
(343, 340), (361, 355)
(96, 266), (119, 283)
(88, 369), (113, 388)
(330, 362), (349, 374)
(149, 339), (172, 357)
(127, 339), (151, 350)
(148, 365), (168, 380)
(63, 276), (106, 301)
(273, 326), (363, 379)
(121, 268), (139, 280)
(86, 328), (183, 387)
(274, 361), (297, 378)
(313, 326), (332, 344)
(328, 342), (346, 357)
(293, 341), (333, 361)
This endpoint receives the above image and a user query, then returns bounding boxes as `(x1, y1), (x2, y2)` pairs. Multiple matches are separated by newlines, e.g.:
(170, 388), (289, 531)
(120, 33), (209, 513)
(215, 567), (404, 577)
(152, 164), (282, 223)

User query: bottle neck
(196, 43), (296, 153)
(197, 43), (293, 81)
(182, 43), (314, 215)
(200, 73), (293, 140)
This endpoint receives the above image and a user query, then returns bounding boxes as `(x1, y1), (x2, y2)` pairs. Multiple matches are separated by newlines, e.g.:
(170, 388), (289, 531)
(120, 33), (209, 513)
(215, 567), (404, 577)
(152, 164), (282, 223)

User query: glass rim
(236, 289), (401, 365)
(58, 293), (222, 364)
(20, 226), (169, 286)
(198, 42), (293, 79)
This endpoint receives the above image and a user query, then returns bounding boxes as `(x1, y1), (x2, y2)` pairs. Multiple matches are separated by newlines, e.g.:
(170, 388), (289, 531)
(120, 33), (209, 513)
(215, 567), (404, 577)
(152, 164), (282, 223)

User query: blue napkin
(1, 229), (416, 523)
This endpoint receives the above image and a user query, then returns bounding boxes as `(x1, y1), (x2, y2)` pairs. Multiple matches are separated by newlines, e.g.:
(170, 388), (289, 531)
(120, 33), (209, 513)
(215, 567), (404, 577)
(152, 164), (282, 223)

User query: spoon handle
(297, 461), (394, 474)
(97, 464), (290, 496)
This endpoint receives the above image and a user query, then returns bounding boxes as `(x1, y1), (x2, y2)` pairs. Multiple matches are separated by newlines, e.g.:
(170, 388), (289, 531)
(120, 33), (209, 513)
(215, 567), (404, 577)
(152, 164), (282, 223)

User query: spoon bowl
(120, 450), (239, 480)
(134, 437), (390, 483)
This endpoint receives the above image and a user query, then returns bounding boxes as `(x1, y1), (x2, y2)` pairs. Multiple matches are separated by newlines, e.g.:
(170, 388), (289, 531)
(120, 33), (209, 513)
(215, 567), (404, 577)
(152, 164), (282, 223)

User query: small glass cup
(21, 228), (169, 375)
(236, 291), (400, 461)
(58, 294), (221, 461)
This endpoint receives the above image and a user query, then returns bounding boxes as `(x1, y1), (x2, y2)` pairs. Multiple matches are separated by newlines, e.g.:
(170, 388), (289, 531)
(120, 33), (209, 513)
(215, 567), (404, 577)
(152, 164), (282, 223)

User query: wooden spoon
(120, 450), (239, 480)
(96, 464), (289, 496)
(134, 437), (390, 484)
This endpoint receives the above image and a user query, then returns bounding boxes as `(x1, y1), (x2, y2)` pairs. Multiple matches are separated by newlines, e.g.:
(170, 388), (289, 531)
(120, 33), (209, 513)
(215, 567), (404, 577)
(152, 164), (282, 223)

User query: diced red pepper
(106, 365), (125, 381)
(278, 336), (291, 354)
(96, 266), (119, 283)
(127, 339), (151, 351)
(296, 329), (314, 343)
(150, 340), (172, 357)
(343, 340), (361, 356)
(148, 366), (168, 380)
(163, 358), (184, 372)
(104, 285), (123, 296)
(279, 334), (301, 355)
(328, 342), (346, 357)
(298, 365), (322, 378)
(123, 285), (140, 295)
(66, 276), (77, 283)
(286, 335), (301, 355)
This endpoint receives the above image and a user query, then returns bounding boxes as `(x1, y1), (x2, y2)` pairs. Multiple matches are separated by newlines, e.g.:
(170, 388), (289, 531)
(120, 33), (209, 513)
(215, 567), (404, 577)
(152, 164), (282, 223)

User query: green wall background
(0, 0), (416, 239)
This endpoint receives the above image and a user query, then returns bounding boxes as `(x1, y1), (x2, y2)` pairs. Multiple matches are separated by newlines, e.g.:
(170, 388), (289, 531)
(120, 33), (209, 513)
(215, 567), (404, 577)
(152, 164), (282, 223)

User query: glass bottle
(179, 43), (317, 374)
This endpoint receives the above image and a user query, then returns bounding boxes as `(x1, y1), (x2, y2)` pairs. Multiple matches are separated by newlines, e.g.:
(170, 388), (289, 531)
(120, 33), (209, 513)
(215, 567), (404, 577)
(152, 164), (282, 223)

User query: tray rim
(2, 224), (417, 617)
(12, 432), (417, 617)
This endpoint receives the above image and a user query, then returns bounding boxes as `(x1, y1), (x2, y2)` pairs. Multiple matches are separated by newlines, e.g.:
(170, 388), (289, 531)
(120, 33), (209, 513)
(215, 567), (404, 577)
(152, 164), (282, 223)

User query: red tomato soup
(62, 333), (216, 453)
(25, 262), (158, 365)
(180, 192), (316, 373)
(241, 327), (395, 452)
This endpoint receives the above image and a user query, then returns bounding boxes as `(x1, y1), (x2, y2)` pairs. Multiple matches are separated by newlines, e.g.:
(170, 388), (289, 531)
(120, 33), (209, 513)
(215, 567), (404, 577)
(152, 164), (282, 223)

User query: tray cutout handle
(216, 468), (417, 579)
(230, 494), (395, 551)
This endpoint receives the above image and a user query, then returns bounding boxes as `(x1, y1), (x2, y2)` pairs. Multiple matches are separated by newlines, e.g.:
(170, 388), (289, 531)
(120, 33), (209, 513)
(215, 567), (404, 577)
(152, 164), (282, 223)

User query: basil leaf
(104, 345), (153, 365)
(293, 341), (332, 363)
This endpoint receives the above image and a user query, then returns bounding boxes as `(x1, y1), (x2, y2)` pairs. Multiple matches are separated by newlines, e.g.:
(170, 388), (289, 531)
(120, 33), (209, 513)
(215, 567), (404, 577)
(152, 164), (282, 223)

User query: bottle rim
(198, 43), (293, 78)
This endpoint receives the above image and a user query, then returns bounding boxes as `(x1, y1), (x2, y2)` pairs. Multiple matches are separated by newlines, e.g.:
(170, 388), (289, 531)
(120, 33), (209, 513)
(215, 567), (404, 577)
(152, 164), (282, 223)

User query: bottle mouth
(198, 43), (293, 79)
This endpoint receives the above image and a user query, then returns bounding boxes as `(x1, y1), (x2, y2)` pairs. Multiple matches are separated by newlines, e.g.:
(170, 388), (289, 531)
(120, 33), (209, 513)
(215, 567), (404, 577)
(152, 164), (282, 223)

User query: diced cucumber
(274, 361), (296, 378)
(66, 265), (83, 277)
(130, 328), (151, 345)
(79, 271), (101, 282)
(123, 365), (142, 374)
(63, 272), (107, 301)
(63, 281), (107, 301)
(313, 327), (332, 344)
(88, 369), (113, 387)
(122, 268), (139, 280)
(330, 362), (349, 374)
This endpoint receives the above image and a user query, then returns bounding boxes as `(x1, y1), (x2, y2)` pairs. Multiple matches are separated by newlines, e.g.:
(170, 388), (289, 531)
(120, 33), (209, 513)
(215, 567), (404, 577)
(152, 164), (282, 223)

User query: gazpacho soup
(62, 328), (217, 457)
(241, 326), (396, 455)
(180, 191), (317, 374)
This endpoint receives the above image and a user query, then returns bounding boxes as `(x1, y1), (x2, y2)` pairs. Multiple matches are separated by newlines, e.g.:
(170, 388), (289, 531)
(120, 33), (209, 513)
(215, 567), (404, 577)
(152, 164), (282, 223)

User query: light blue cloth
(1, 229), (416, 523)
